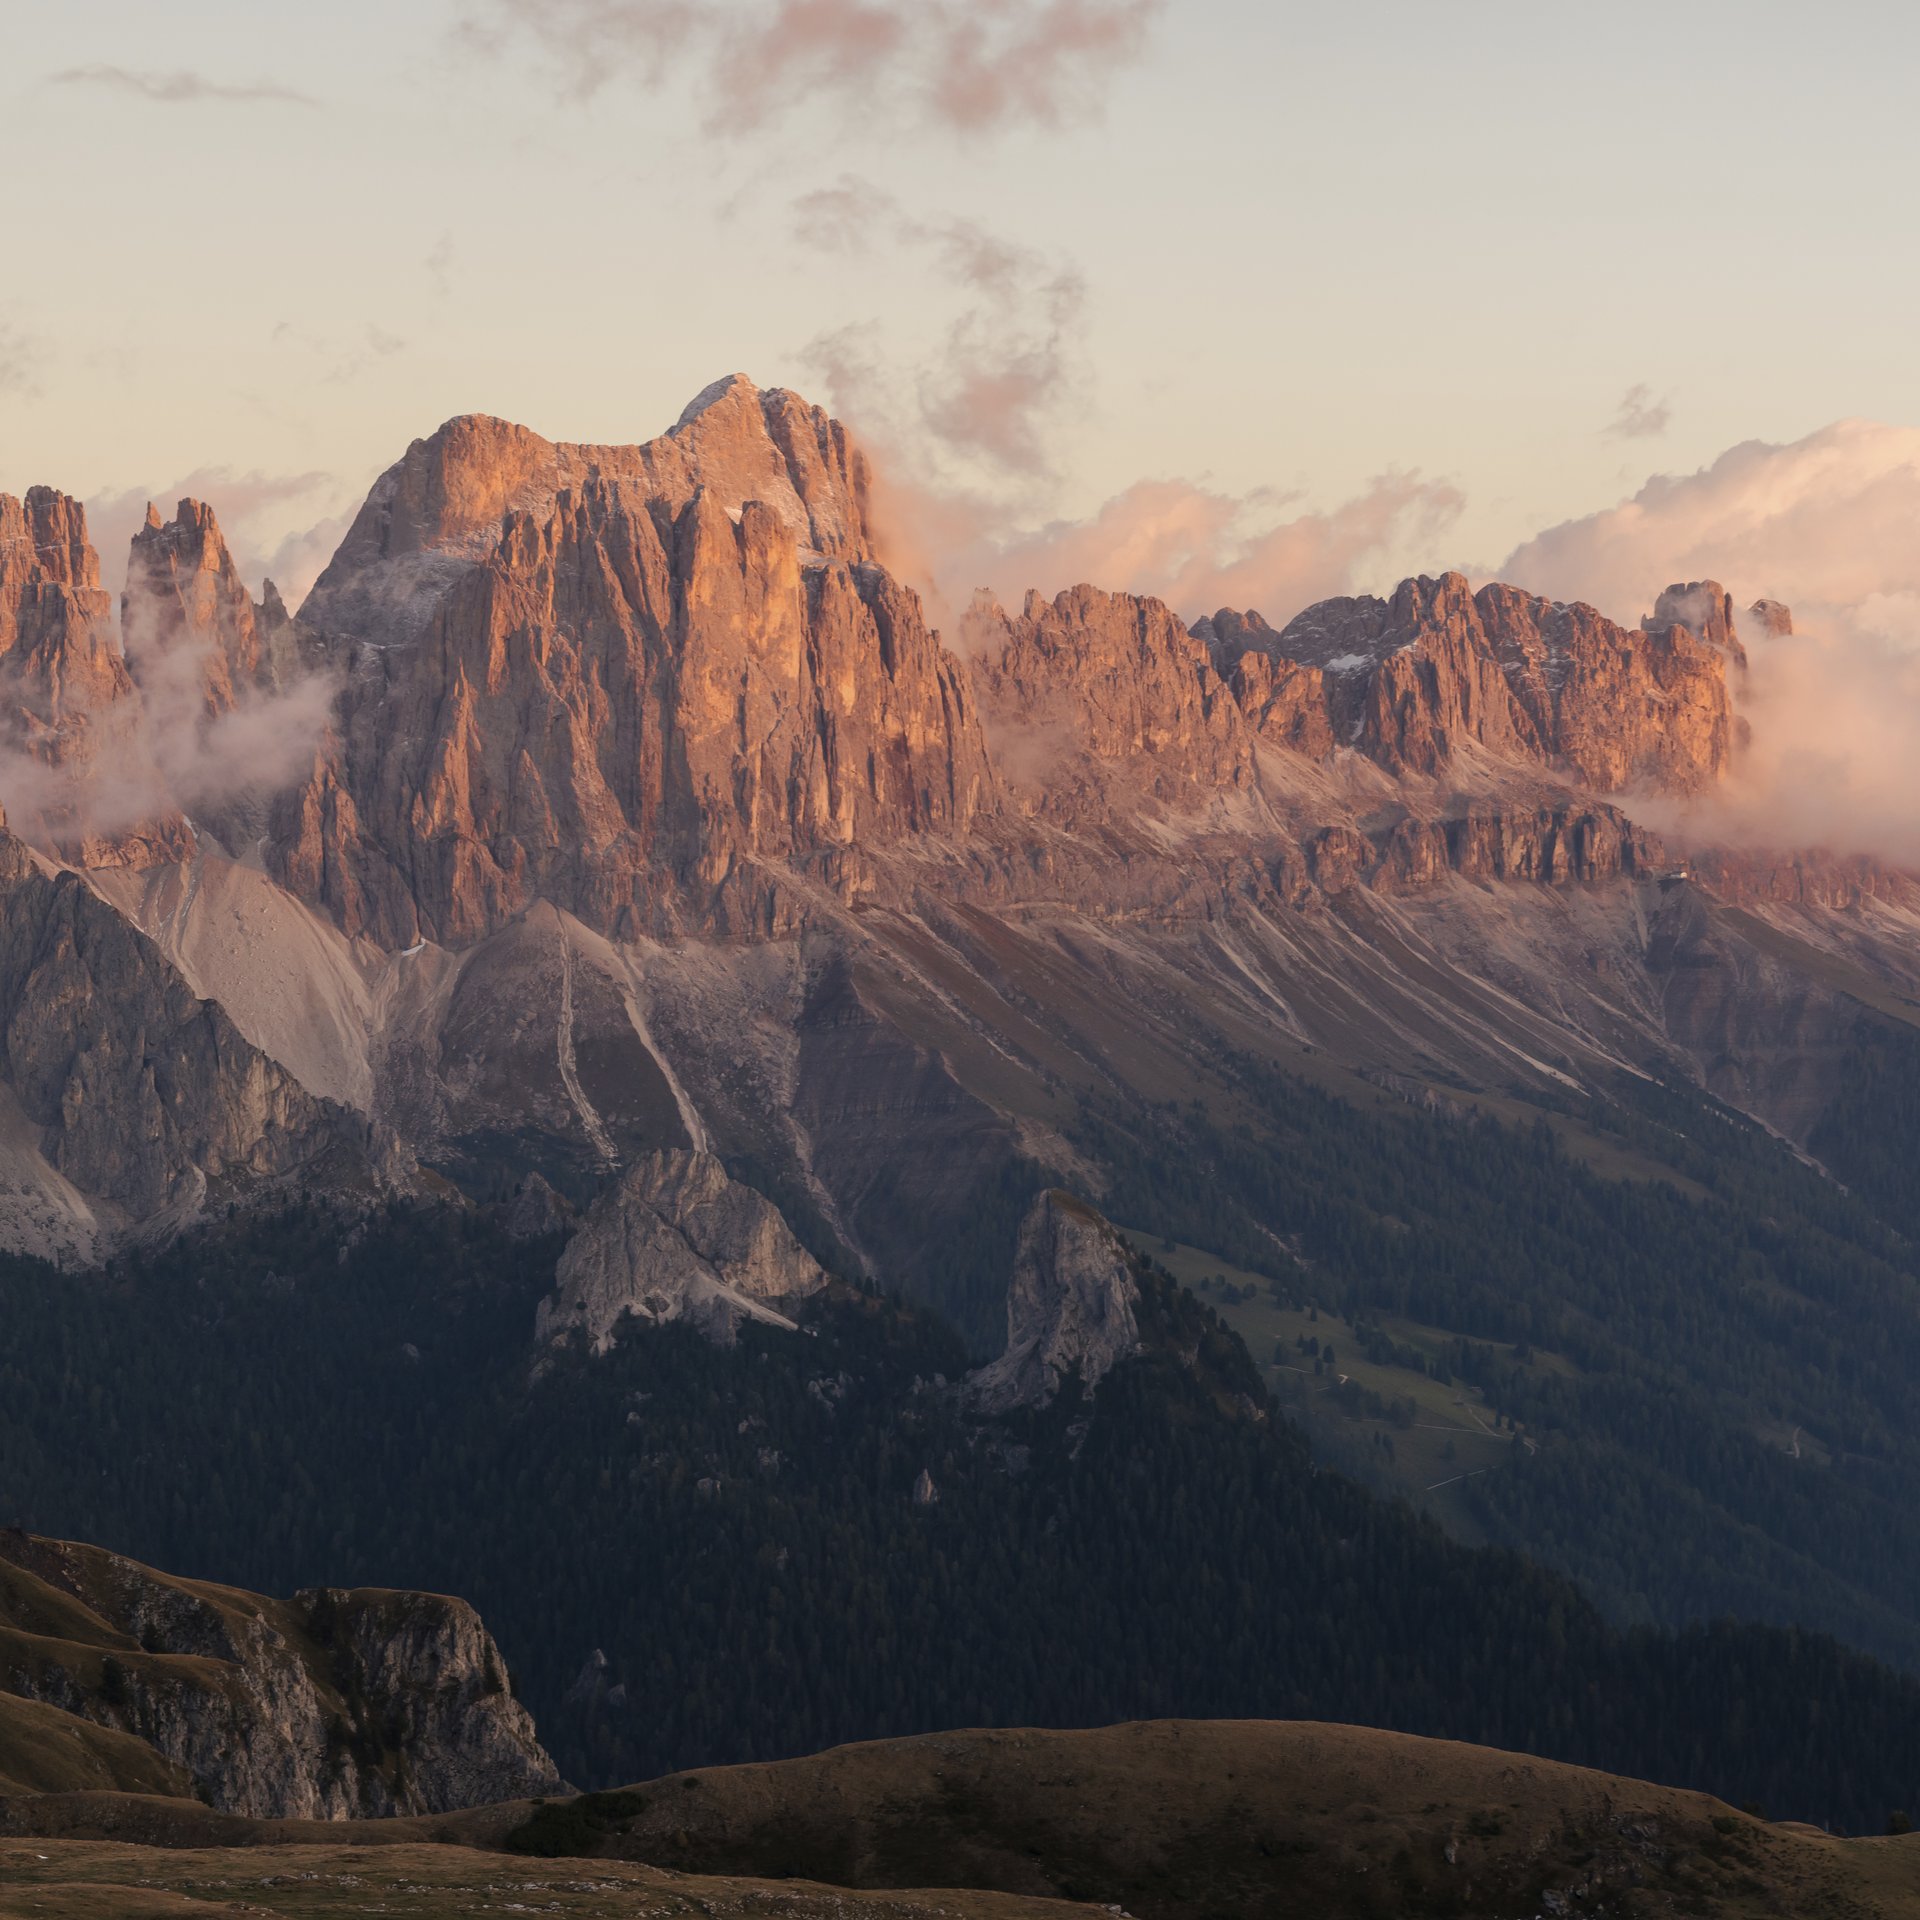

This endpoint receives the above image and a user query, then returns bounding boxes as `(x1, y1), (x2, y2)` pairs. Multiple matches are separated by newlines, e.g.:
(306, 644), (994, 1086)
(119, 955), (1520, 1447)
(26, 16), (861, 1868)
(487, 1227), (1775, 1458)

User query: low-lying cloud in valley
(1504, 419), (1920, 866)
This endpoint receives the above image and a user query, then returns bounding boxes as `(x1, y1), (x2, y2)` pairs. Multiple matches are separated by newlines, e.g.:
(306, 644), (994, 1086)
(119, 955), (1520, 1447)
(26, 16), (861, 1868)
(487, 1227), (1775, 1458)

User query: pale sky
(6, 0), (1920, 622)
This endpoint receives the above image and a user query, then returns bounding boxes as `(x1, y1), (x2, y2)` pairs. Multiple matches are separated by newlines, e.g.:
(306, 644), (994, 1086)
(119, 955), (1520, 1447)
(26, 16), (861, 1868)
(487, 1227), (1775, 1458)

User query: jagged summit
(306, 376), (875, 632)
(268, 376), (985, 946)
(1200, 570), (1747, 790)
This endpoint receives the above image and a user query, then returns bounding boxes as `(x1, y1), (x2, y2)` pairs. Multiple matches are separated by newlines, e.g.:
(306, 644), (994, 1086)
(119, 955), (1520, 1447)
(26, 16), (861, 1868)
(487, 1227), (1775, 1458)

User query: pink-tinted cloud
(795, 183), (1087, 488)
(461, 0), (1158, 134)
(884, 470), (1467, 639)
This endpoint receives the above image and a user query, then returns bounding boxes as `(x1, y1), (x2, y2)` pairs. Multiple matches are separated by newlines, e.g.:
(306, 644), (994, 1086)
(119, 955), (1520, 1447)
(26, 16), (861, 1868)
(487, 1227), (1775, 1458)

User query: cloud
(458, 0), (1158, 134)
(795, 180), (1087, 488)
(0, 572), (338, 851)
(1501, 419), (1920, 865)
(426, 232), (455, 299)
(1502, 420), (1920, 628)
(883, 470), (1467, 639)
(48, 65), (318, 107)
(1606, 383), (1671, 440)
(269, 320), (408, 386)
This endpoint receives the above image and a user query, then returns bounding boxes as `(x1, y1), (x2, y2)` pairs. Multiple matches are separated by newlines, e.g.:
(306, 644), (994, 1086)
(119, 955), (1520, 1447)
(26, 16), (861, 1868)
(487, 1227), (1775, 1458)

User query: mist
(0, 496), (339, 856)
(1503, 420), (1920, 869)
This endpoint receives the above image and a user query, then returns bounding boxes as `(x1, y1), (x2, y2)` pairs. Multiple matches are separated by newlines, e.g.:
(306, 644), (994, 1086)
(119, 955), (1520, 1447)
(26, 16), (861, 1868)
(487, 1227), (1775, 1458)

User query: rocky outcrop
(268, 377), (994, 947)
(537, 1148), (826, 1353)
(1209, 573), (1744, 793)
(0, 1529), (561, 1817)
(1308, 800), (1666, 895)
(0, 825), (346, 1248)
(964, 1191), (1140, 1413)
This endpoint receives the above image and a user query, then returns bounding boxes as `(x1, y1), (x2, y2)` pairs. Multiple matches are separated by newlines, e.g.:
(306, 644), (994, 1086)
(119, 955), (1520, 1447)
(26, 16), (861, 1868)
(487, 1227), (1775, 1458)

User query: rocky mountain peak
(0, 489), (180, 866)
(970, 583), (1250, 811)
(307, 376), (876, 640)
(1643, 579), (1750, 667)
(1226, 570), (1744, 791)
(123, 496), (288, 714)
(269, 381), (991, 946)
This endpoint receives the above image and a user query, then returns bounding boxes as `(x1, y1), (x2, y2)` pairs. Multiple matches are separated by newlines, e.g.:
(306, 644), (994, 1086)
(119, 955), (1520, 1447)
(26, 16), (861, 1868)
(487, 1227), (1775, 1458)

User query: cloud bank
(875, 469), (1467, 641)
(1503, 420), (1920, 866)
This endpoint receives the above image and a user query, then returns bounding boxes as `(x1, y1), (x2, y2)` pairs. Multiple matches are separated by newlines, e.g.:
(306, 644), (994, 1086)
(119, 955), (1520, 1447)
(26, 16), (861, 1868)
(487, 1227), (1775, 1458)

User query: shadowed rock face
(537, 1147), (826, 1352)
(268, 379), (995, 947)
(0, 826), (346, 1253)
(965, 1192), (1140, 1413)
(0, 1530), (561, 1818)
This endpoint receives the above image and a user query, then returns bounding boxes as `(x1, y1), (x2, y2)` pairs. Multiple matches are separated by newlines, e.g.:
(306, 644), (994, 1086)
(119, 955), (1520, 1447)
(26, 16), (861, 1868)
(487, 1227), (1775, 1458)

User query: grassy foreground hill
(4, 1721), (1919, 1918)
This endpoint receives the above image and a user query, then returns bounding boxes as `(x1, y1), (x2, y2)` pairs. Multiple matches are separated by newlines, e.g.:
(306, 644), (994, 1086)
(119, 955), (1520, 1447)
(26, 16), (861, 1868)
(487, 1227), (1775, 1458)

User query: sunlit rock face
(267, 378), (995, 947)
(1207, 571), (1745, 793)
(123, 497), (304, 715)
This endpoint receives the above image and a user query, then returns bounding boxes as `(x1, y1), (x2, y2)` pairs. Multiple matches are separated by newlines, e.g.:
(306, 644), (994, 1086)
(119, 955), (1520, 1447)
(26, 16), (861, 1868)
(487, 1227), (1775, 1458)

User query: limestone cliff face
(1308, 799), (1666, 895)
(964, 1191), (1140, 1413)
(0, 490), (180, 866)
(970, 586), (1250, 814)
(1208, 572), (1744, 793)
(270, 378), (994, 946)
(0, 1530), (560, 1817)
(0, 827), (344, 1243)
(537, 1147), (826, 1353)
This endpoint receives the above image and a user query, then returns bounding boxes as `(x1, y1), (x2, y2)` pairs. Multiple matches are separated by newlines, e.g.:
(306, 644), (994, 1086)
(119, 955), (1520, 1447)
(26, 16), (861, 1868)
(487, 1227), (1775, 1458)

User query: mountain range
(5, 374), (1913, 1284)
(4, 375), (1920, 1836)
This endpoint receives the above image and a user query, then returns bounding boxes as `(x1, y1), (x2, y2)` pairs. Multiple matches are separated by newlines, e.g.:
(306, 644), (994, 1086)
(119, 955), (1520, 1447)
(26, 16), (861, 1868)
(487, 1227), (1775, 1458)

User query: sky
(6, 0), (1920, 644)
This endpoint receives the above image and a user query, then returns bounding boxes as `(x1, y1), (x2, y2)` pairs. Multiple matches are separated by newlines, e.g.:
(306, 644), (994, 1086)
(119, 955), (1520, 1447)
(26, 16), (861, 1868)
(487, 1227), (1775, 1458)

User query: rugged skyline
(9, 2), (1920, 645)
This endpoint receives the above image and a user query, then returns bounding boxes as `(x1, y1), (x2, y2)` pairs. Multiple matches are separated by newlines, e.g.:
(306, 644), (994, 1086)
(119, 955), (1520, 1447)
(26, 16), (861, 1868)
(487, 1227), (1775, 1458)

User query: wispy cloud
(794, 179), (1086, 487)
(425, 232), (455, 299)
(1606, 383), (1672, 440)
(269, 320), (408, 386)
(457, 0), (1157, 135)
(49, 64), (318, 106)
(0, 318), (46, 399)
